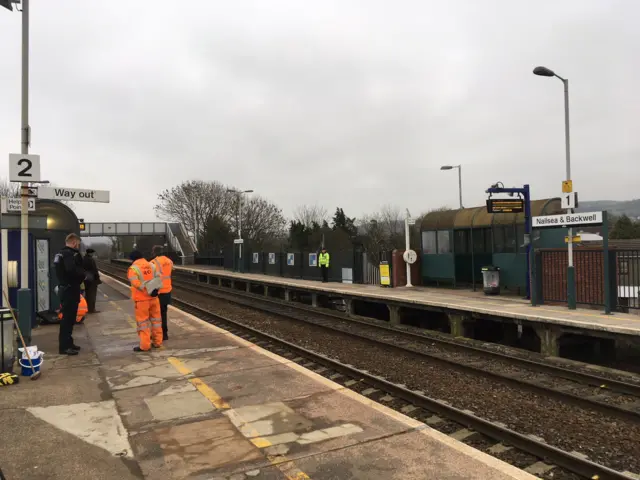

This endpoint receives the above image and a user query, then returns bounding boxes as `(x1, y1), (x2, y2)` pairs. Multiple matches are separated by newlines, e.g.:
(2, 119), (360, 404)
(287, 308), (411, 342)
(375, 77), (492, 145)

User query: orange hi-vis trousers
(135, 298), (163, 350)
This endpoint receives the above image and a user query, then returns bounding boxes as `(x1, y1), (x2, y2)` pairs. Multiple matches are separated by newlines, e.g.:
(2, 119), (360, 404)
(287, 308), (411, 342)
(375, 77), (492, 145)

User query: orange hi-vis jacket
(151, 255), (173, 294)
(127, 258), (158, 301)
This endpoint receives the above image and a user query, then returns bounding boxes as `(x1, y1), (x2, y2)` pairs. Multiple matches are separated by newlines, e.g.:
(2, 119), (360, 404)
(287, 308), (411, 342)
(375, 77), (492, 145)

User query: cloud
(0, 0), (637, 224)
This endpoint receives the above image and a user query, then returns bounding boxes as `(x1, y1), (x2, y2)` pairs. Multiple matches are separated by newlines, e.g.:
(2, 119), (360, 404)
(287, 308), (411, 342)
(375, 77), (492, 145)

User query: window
(516, 224), (525, 253)
(472, 228), (490, 254)
(504, 225), (516, 253)
(454, 230), (469, 254)
(437, 230), (451, 254)
(493, 226), (506, 254)
(422, 231), (437, 254)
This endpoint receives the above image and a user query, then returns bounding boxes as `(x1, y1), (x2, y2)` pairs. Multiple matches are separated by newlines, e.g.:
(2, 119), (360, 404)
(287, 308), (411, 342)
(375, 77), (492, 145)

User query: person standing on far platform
(82, 248), (101, 313)
(127, 250), (163, 352)
(54, 233), (86, 356)
(150, 245), (173, 341)
(318, 247), (330, 283)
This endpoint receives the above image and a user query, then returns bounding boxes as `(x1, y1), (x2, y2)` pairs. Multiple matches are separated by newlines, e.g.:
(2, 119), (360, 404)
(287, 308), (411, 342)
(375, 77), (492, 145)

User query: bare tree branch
(293, 204), (328, 228)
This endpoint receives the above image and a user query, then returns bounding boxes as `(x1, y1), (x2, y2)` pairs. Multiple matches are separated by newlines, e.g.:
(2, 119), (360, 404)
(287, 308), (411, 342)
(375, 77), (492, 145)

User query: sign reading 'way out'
(532, 211), (603, 229)
(38, 186), (110, 203)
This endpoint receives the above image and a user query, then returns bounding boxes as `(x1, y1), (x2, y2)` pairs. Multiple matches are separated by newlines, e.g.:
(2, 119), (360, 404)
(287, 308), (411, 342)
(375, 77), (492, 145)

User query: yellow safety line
(166, 357), (311, 480)
(125, 314), (138, 330)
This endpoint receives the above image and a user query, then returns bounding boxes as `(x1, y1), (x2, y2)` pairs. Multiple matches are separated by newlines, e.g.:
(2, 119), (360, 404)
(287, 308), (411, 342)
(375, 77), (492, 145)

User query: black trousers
(85, 281), (98, 312)
(159, 292), (171, 337)
(59, 288), (80, 351)
(320, 265), (329, 282)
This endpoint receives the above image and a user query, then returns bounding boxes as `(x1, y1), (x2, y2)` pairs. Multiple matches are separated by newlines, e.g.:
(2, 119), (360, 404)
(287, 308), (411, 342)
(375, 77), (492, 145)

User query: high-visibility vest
(127, 258), (157, 301)
(57, 295), (88, 323)
(319, 252), (330, 267)
(151, 255), (173, 293)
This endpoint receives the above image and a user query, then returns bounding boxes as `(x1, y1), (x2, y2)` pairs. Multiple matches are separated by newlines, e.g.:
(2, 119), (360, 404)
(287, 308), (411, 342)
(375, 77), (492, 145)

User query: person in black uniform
(82, 248), (101, 313)
(54, 233), (86, 356)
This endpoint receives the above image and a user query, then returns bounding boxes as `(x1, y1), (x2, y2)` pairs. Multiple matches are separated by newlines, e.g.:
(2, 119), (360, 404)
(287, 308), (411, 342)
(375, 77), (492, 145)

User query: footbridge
(80, 222), (197, 264)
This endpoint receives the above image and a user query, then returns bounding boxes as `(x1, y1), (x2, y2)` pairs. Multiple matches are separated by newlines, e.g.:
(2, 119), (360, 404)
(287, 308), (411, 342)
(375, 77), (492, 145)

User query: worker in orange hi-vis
(127, 250), (163, 352)
(150, 245), (173, 341)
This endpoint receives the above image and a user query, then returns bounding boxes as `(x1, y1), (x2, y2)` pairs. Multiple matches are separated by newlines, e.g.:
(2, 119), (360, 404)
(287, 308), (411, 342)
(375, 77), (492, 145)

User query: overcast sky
(0, 0), (637, 224)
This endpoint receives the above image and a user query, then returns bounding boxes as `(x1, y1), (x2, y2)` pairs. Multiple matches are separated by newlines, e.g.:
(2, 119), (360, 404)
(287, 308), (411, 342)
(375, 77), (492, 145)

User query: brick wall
(391, 249), (422, 287)
(540, 248), (604, 305)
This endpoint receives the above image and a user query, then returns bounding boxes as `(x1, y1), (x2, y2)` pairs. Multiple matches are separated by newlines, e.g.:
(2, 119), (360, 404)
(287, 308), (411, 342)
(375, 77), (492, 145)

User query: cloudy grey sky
(0, 0), (637, 223)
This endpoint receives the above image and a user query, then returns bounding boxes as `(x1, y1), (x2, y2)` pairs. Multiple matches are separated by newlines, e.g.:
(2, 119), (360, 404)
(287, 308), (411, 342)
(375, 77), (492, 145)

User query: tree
(154, 180), (233, 243)
(332, 207), (357, 238)
(234, 196), (287, 248)
(200, 214), (233, 253)
(293, 204), (328, 228)
(610, 214), (640, 239)
(0, 179), (19, 198)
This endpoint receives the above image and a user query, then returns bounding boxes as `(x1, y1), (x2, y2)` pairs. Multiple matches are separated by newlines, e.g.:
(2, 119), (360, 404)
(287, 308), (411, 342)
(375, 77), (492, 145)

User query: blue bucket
(19, 355), (43, 377)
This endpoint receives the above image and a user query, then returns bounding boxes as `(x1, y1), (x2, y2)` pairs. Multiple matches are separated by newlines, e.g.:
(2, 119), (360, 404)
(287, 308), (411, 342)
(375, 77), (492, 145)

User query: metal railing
(616, 250), (640, 312)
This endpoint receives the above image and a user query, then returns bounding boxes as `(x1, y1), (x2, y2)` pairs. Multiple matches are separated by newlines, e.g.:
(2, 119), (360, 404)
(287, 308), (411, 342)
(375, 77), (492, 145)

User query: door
(35, 239), (50, 312)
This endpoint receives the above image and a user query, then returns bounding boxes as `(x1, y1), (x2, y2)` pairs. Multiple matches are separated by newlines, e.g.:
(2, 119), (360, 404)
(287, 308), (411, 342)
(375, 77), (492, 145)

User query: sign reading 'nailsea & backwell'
(532, 211), (603, 228)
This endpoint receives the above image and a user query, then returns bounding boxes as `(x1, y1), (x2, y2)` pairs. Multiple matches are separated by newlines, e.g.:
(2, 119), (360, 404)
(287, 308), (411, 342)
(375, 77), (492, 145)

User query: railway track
(100, 265), (637, 480)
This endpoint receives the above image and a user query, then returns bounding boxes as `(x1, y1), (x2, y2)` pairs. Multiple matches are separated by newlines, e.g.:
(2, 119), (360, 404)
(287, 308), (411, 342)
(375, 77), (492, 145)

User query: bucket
(19, 355), (43, 377)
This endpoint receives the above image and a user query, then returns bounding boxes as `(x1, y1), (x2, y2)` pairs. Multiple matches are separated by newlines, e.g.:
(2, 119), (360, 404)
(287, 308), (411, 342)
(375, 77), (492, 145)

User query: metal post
(238, 192), (242, 261)
(404, 209), (412, 287)
(523, 184), (535, 305)
(603, 211), (611, 314)
(563, 78), (576, 310)
(457, 165), (463, 209)
(17, 0), (33, 339)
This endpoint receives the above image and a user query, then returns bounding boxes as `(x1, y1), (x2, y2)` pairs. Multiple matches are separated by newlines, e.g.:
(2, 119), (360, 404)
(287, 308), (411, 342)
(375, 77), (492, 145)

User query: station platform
(171, 264), (640, 340)
(0, 276), (536, 480)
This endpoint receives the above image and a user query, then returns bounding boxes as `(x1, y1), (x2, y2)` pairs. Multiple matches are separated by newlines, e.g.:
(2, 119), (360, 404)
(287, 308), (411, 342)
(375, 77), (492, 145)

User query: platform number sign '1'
(8, 154), (41, 183)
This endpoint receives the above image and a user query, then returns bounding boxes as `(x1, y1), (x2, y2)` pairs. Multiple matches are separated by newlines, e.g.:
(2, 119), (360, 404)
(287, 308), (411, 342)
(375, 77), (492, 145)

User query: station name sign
(486, 198), (524, 214)
(532, 211), (603, 229)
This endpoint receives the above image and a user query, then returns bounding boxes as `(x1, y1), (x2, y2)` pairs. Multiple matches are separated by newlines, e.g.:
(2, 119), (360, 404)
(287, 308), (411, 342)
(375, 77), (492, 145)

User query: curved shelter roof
(34, 199), (80, 233)
(421, 198), (561, 230)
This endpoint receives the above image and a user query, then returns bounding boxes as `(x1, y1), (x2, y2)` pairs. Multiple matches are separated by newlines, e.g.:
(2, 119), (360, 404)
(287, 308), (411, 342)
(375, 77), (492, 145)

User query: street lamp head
(244, 189), (254, 193)
(0, 0), (14, 12)
(533, 66), (555, 77)
(440, 165), (453, 170)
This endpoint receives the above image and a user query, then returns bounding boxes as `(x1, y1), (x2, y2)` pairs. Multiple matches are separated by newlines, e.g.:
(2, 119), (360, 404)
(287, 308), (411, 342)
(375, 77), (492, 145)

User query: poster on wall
(252, 252), (259, 264)
(287, 253), (295, 266)
(308, 253), (317, 267)
(36, 239), (50, 312)
(268, 253), (276, 265)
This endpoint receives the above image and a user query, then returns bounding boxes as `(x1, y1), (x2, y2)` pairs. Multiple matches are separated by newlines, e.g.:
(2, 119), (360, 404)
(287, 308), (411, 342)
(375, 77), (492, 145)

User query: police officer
(82, 248), (101, 313)
(54, 233), (86, 356)
(318, 247), (330, 283)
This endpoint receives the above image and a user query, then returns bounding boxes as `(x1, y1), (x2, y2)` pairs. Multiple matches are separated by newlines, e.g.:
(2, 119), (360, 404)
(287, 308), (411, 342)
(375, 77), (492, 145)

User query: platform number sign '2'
(8, 153), (41, 183)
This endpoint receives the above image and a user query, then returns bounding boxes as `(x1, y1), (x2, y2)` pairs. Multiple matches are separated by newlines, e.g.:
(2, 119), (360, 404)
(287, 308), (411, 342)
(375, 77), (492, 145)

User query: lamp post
(440, 165), (463, 209)
(227, 188), (253, 271)
(2, 0), (34, 334)
(533, 65), (576, 309)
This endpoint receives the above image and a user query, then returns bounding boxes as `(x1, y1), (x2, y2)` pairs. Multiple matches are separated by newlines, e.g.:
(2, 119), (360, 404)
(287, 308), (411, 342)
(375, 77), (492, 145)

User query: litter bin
(481, 266), (500, 295)
(1, 308), (15, 373)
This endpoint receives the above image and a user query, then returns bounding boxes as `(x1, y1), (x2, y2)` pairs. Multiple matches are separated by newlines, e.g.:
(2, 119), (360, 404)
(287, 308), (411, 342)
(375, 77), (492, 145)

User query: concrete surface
(175, 264), (640, 336)
(0, 275), (538, 480)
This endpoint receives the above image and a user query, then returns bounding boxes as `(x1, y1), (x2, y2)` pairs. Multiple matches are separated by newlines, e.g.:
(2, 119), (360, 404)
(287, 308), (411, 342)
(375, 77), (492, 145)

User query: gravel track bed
(175, 288), (640, 474)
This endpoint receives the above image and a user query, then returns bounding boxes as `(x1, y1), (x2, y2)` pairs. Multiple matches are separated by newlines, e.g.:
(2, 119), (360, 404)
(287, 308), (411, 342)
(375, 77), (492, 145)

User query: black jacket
(82, 254), (100, 284)
(54, 246), (85, 290)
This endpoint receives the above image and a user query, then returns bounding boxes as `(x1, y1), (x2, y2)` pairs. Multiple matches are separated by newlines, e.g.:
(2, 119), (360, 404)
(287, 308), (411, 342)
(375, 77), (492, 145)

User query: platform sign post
(485, 184), (533, 304)
(602, 211), (612, 315)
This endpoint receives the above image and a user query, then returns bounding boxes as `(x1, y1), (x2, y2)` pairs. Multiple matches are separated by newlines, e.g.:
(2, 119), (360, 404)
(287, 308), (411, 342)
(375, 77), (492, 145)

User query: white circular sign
(403, 249), (418, 264)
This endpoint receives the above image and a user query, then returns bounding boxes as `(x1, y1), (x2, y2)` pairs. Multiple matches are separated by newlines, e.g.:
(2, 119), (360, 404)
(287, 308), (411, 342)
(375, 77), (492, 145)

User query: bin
(1, 308), (15, 373)
(481, 266), (500, 295)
